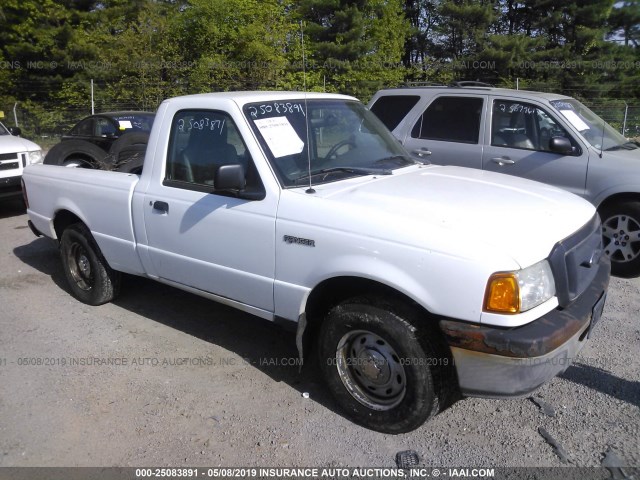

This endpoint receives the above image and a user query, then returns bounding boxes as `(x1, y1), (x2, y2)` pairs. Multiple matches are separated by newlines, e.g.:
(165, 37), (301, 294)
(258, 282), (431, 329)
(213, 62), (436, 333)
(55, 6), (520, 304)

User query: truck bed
(25, 165), (145, 275)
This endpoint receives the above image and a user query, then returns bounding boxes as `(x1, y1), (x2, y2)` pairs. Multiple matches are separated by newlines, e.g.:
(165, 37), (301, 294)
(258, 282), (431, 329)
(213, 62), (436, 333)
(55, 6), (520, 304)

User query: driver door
(142, 109), (277, 312)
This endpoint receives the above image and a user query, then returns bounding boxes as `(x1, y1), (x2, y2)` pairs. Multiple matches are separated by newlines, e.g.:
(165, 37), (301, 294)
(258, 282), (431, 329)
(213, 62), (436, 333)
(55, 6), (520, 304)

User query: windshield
(550, 99), (636, 151)
(244, 99), (416, 187)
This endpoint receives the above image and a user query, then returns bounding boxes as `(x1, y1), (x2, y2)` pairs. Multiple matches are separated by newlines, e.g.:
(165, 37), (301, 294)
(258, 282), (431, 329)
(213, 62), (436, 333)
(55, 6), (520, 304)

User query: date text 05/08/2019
(135, 467), (496, 478)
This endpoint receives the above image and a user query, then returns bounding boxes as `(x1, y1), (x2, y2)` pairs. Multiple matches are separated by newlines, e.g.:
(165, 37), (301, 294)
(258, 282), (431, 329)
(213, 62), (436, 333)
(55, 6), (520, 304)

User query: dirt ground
(0, 198), (638, 470)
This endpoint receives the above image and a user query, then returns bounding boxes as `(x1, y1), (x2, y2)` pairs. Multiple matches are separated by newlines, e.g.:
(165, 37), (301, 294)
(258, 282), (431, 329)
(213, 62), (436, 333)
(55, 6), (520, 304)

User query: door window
(411, 96), (483, 144)
(492, 100), (576, 153)
(165, 110), (263, 195)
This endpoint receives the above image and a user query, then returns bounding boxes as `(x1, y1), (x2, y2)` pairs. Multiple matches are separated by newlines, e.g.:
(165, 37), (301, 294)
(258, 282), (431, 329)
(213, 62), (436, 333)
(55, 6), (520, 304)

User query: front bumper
(0, 175), (22, 199)
(439, 254), (610, 398)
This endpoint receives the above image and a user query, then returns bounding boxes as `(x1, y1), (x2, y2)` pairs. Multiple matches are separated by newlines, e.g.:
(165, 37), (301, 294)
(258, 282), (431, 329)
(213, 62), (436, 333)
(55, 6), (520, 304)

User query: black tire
(115, 146), (145, 174)
(109, 132), (149, 171)
(60, 223), (121, 305)
(318, 295), (455, 434)
(43, 140), (109, 169)
(600, 201), (640, 277)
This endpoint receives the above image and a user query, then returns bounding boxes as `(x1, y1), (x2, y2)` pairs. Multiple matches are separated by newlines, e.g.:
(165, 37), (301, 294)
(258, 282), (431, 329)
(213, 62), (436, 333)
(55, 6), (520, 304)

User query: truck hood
(291, 165), (596, 269)
(0, 134), (41, 153)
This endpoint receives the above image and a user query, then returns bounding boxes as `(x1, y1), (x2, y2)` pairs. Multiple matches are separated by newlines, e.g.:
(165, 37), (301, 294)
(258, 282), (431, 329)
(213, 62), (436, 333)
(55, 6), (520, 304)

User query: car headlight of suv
(27, 150), (43, 165)
(484, 260), (556, 314)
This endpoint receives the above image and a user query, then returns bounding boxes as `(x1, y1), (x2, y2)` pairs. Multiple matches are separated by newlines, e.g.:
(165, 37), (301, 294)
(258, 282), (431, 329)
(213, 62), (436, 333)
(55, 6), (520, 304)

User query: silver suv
(369, 84), (640, 277)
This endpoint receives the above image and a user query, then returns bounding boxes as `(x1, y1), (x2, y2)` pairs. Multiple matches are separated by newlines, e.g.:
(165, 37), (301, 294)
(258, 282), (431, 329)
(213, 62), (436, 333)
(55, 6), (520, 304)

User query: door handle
(152, 200), (169, 213)
(491, 157), (515, 166)
(412, 148), (432, 158)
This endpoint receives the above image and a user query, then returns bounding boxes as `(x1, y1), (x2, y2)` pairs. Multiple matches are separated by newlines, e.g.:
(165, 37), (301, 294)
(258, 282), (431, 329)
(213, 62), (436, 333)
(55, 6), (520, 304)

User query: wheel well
(302, 276), (436, 355)
(53, 210), (84, 240)
(598, 193), (640, 213)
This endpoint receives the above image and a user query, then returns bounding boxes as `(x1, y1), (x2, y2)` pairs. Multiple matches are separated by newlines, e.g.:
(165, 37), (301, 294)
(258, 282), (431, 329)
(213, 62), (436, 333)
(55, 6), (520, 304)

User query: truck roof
(163, 91), (358, 107)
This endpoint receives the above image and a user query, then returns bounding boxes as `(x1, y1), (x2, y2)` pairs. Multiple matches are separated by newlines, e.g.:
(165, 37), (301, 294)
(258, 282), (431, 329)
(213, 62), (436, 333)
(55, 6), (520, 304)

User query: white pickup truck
(23, 91), (609, 434)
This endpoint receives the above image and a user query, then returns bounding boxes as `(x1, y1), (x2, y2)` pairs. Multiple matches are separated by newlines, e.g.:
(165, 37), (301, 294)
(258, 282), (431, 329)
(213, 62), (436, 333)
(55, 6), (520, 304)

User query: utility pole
(13, 103), (18, 127)
(91, 79), (95, 115)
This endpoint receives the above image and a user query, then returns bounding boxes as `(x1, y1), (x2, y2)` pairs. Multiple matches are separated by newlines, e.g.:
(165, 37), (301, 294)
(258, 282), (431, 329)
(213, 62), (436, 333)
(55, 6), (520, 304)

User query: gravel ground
(0, 198), (638, 470)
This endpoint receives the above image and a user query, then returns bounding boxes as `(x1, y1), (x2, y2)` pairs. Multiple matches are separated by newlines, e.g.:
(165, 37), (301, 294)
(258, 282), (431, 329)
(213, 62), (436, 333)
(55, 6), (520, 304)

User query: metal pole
(91, 79), (95, 115)
(622, 102), (628, 136)
(13, 102), (18, 127)
(516, 77), (519, 90)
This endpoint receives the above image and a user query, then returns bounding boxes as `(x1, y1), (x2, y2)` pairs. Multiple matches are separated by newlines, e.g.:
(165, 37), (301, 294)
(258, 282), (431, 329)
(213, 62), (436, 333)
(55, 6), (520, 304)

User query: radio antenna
(598, 119), (605, 159)
(301, 21), (315, 194)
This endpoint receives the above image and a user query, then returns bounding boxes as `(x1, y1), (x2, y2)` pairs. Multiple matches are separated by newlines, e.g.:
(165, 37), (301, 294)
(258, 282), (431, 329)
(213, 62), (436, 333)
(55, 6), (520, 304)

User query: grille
(0, 161), (19, 171)
(0, 152), (18, 161)
(549, 214), (603, 307)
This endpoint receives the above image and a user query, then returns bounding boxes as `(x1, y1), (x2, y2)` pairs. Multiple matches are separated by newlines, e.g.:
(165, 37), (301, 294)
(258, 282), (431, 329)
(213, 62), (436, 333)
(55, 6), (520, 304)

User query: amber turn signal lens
(484, 274), (519, 314)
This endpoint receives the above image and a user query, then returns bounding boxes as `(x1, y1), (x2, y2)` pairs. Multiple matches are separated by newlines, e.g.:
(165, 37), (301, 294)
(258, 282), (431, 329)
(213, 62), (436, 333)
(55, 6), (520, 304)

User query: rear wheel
(60, 223), (121, 305)
(600, 201), (640, 277)
(318, 296), (454, 434)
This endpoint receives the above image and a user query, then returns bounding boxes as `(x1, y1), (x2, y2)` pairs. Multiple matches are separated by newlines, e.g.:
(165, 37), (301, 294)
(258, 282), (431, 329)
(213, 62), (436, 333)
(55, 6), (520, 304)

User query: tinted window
(70, 118), (93, 136)
(369, 95), (420, 131)
(95, 117), (117, 136)
(492, 100), (576, 153)
(411, 96), (483, 144)
(165, 110), (263, 195)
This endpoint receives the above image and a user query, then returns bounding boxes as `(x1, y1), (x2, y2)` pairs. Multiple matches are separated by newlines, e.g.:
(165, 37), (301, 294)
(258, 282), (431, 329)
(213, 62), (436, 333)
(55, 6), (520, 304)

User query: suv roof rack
(450, 81), (494, 88)
(402, 81), (447, 88)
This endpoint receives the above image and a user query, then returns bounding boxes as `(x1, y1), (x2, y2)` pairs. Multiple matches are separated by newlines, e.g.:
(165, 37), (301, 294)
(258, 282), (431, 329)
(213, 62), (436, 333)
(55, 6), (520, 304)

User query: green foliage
(0, 0), (639, 138)
(295, 0), (410, 98)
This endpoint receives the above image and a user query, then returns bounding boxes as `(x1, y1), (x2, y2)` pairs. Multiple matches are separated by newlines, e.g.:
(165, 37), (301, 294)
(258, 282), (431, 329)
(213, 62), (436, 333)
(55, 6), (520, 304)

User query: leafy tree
(174, 0), (293, 92)
(435, 0), (496, 60)
(295, 0), (410, 96)
(608, 0), (640, 47)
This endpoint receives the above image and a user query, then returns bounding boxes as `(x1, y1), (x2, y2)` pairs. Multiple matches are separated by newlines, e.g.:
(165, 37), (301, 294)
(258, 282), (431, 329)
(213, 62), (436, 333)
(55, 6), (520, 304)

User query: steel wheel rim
(603, 214), (640, 263)
(63, 160), (83, 168)
(67, 241), (93, 291)
(335, 329), (406, 411)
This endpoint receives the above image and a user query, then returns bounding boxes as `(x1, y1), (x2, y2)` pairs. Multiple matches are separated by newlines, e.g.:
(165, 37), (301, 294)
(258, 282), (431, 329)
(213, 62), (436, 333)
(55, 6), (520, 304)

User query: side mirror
(8, 126), (21, 136)
(215, 164), (245, 192)
(549, 136), (574, 155)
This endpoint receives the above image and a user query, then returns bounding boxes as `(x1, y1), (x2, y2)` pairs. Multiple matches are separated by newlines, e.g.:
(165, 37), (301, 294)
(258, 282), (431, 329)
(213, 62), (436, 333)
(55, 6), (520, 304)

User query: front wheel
(318, 296), (452, 434)
(600, 201), (640, 277)
(60, 223), (121, 305)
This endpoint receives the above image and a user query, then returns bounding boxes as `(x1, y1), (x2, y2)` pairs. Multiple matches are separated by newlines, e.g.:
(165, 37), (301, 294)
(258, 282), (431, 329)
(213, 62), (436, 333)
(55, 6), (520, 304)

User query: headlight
(28, 150), (43, 164)
(484, 260), (555, 314)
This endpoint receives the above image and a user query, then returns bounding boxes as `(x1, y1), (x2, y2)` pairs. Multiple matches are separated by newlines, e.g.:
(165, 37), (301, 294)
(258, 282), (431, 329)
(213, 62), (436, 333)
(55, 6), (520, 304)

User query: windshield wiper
(373, 155), (422, 166)
(605, 141), (639, 151)
(293, 166), (392, 184)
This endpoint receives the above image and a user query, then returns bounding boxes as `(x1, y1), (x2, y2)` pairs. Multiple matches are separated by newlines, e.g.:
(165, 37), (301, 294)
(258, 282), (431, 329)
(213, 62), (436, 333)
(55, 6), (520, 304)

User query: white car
(0, 121), (43, 200)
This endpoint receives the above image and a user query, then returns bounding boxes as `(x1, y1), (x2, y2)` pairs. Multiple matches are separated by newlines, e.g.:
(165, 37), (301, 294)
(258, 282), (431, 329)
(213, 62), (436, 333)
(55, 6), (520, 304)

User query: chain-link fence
(587, 103), (640, 139)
